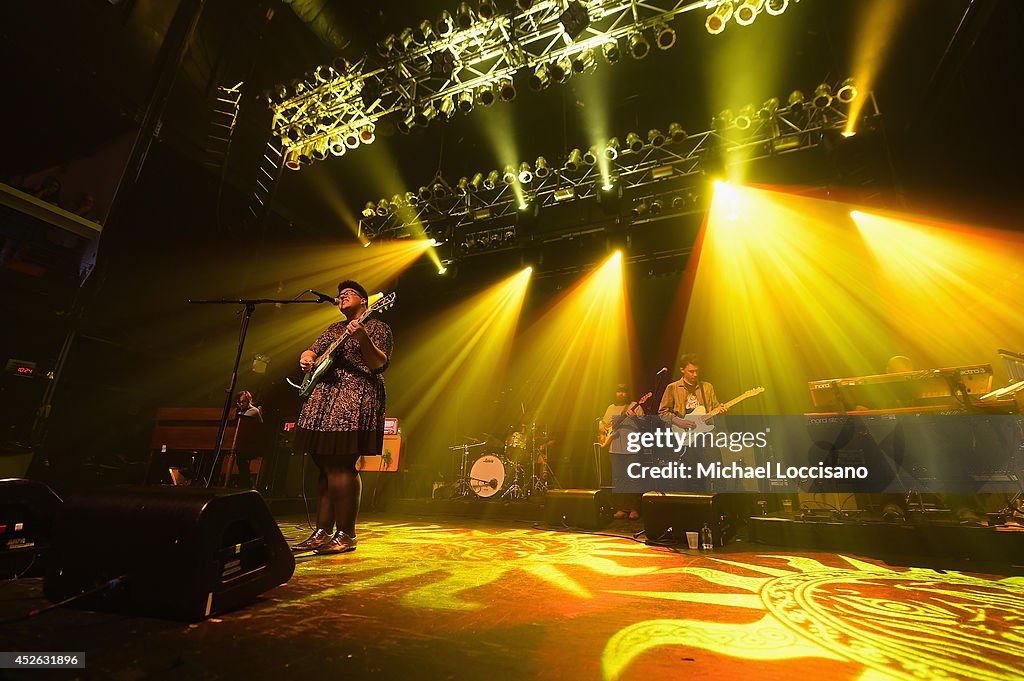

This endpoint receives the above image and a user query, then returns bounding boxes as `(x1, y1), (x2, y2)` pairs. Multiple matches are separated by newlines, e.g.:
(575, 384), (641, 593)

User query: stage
(3, 511), (1023, 681)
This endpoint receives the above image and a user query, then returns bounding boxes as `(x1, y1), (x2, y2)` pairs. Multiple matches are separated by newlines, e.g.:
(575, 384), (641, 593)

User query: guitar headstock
(369, 291), (396, 313)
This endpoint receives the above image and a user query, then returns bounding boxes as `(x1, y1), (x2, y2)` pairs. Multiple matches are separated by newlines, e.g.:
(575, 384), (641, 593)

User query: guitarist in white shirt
(658, 353), (723, 429)
(658, 354), (725, 490)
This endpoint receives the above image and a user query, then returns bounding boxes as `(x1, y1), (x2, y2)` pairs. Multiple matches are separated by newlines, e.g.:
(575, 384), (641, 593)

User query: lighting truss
(358, 81), (880, 241)
(268, 0), (803, 163)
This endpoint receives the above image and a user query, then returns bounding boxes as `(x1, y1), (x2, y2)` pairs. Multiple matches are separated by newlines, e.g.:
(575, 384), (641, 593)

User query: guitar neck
(318, 309), (373, 362)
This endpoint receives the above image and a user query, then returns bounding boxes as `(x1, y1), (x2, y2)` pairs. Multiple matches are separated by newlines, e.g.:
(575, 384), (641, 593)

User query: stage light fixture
(376, 199), (391, 216)
(571, 48), (596, 74)
(391, 193), (405, 208)
(470, 172), (485, 192)
(358, 123), (375, 144)
(604, 137), (620, 161)
(649, 199), (663, 215)
(625, 132), (643, 153)
(551, 56), (573, 83)
(484, 170), (499, 190)
(313, 65), (332, 84)
(559, 0), (590, 40)
(583, 145), (599, 166)
(397, 27), (416, 52)
(457, 90), (475, 114)
(631, 202), (648, 219)
(436, 10), (455, 36)
(554, 187), (575, 201)
(456, 2), (475, 29)
(285, 148), (302, 170)
(270, 84), (288, 105)
(757, 96), (780, 120)
(343, 129), (360, 149)
(706, 1), (734, 34)
(564, 148), (582, 172)
(478, 0), (497, 21)
(439, 96), (456, 120)
(503, 227), (517, 243)
(301, 121), (316, 136)
(648, 128), (665, 147)
(812, 83), (833, 109)
(735, 0), (762, 26)
(529, 63), (552, 91)
(668, 122), (687, 142)
(734, 104), (755, 130)
(516, 0), (535, 10)
(396, 108), (416, 134)
(836, 77), (859, 104)
(413, 101), (437, 126)
(503, 164), (517, 184)
(478, 84), (496, 106)
(712, 109), (733, 131)
(629, 32), (650, 59)
(432, 182), (448, 199)
(328, 136), (346, 156)
(765, 0), (788, 16)
(284, 127), (300, 143)
(534, 156), (550, 178)
(498, 78), (516, 102)
(310, 140), (328, 161)
(787, 89), (806, 111)
(377, 35), (396, 58)
(597, 178), (622, 214)
(518, 161), (534, 184)
(602, 40), (620, 64)
(655, 22), (676, 49)
(408, 190), (421, 206)
(418, 185), (432, 201)
(455, 176), (470, 196)
(362, 201), (376, 217)
(413, 19), (434, 45)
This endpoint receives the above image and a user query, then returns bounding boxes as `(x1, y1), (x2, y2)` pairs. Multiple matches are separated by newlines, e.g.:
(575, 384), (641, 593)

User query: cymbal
(536, 439), (556, 450)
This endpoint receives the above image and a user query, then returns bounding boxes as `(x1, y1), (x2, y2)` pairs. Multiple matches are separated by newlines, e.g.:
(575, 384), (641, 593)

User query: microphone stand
(187, 294), (332, 488)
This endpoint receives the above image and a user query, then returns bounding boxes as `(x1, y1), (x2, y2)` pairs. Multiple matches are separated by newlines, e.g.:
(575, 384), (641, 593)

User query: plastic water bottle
(700, 522), (714, 550)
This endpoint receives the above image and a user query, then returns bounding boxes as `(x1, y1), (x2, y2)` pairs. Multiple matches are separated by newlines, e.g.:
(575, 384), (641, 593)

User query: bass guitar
(598, 392), (652, 447)
(668, 386), (765, 435)
(290, 292), (396, 399)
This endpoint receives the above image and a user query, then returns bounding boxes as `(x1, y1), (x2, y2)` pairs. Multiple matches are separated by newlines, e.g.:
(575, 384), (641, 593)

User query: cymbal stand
(526, 422), (554, 497)
(449, 440), (484, 497)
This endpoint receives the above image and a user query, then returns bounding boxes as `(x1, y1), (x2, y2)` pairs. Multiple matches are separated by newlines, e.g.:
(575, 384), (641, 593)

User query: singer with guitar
(292, 280), (393, 555)
(658, 354), (724, 491)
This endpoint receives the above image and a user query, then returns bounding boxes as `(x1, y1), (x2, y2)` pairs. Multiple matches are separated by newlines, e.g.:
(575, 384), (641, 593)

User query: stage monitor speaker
(544, 488), (612, 530)
(642, 492), (734, 547)
(0, 478), (62, 578)
(44, 486), (294, 621)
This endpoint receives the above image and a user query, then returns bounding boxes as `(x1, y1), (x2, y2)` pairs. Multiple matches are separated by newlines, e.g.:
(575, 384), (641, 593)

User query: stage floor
(3, 513), (1023, 681)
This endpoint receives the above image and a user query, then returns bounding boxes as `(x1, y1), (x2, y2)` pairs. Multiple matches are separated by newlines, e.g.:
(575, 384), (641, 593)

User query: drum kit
(448, 424), (555, 500)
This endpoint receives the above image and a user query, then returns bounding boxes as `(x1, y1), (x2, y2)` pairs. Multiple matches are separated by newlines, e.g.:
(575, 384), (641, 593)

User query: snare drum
(470, 455), (507, 498)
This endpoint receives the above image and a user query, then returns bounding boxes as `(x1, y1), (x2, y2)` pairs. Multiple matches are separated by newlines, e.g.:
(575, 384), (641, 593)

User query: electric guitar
(598, 392), (652, 447)
(290, 292), (396, 399)
(668, 386), (765, 435)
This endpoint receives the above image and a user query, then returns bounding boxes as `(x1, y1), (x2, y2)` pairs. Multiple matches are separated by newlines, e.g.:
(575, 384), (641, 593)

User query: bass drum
(469, 455), (507, 498)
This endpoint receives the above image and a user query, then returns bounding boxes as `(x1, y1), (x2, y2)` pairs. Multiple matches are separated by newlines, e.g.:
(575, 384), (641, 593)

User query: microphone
(310, 289), (338, 304)
(656, 367), (669, 376)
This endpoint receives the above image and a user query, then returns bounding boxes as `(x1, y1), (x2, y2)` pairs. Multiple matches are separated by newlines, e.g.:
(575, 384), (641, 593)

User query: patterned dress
(294, 317), (393, 457)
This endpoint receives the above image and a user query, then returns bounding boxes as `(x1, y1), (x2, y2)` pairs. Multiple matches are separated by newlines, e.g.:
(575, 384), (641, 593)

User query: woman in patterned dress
(291, 280), (393, 554)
